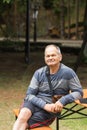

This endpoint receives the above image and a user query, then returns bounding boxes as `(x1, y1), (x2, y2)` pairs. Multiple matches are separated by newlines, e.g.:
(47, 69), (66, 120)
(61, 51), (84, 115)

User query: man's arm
(25, 70), (48, 109)
(58, 91), (82, 106)
(58, 74), (83, 106)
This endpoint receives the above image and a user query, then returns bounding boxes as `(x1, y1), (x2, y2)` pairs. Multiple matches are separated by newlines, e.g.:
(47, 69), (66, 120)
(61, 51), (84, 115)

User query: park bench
(13, 89), (87, 130)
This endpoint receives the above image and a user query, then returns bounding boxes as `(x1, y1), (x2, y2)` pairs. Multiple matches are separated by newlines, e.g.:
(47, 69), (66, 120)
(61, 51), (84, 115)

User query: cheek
(56, 58), (61, 63)
(58, 55), (62, 61)
(44, 57), (47, 63)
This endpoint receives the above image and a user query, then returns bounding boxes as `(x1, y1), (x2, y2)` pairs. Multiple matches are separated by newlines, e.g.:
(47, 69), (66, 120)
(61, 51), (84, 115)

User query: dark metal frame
(56, 103), (87, 130)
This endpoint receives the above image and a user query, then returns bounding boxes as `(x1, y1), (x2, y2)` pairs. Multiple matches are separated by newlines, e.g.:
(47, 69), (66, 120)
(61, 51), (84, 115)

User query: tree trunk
(13, 0), (17, 36)
(67, 0), (71, 39)
(60, 0), (65, 39)
(76, 0), (79, 39)
(83, 0), (87, 61)
(74, 0), (87, 71)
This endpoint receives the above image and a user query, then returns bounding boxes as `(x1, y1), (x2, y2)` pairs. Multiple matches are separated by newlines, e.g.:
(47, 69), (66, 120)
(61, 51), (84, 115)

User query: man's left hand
(54, 101), (63, 112)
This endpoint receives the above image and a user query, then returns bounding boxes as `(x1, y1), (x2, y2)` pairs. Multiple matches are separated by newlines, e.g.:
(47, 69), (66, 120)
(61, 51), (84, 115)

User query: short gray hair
(45, 44), (61, 54)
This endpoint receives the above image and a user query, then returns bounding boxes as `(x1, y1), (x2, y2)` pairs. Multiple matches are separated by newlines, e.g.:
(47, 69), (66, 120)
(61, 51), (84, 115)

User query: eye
(52, 54), (56, 57)
(45, 55), (50, 58)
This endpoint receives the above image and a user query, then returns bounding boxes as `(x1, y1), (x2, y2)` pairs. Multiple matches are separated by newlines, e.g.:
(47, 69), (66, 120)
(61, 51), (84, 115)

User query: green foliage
(53, 0), (68, 15)
(1, 0), (86, 39)
(52, 0), (60, 14)
(3, 0), (12, 3)
(43, 0), (54, 9)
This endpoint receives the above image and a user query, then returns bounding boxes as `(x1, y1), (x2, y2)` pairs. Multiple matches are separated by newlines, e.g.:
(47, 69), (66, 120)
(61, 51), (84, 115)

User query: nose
(49, 56), (53, 60)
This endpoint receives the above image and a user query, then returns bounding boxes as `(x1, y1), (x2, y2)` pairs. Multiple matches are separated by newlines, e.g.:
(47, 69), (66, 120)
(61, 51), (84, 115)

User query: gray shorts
(22, 99), (60, 129)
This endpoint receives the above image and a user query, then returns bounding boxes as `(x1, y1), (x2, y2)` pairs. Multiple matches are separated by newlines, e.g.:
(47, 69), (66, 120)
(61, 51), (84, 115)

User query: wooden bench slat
(13, 108), (20, 117)
(30, 126), (52, 130)
(75, 89), (87, 107)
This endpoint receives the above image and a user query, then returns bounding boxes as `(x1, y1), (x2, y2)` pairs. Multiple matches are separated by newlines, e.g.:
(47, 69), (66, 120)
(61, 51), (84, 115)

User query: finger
(55, 106), (62, 112)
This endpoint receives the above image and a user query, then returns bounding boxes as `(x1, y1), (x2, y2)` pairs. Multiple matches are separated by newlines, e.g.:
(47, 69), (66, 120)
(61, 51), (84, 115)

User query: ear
(59, 54), (62, 61)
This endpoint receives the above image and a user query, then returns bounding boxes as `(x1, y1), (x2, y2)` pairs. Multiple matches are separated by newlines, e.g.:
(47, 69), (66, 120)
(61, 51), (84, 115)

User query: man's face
(44, 46), (62, 67)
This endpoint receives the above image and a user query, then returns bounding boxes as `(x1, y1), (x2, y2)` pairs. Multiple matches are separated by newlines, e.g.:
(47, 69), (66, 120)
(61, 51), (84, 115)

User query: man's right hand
(44, 103), (57, 113)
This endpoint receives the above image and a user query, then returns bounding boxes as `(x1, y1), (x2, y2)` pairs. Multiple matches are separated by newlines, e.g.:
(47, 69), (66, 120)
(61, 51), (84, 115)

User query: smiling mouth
(48, 61), (55, 64)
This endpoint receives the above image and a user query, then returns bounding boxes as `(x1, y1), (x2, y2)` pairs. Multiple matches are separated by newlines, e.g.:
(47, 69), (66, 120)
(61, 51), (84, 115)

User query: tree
(75, 0), (79, 39)
(74, 0), (87, 71)
(3, 0), (12, 3)
(67, 0), (71, 39)
(3, 0), (11, 3)
(43, 0), (53, 9)
(2, 0), (87, 40)
(60, 0), (65, 38)
(83, 0), (87, 63)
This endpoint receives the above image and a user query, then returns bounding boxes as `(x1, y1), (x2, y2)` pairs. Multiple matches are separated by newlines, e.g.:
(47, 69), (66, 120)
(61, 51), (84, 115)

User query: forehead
(45, 46), (58, 55)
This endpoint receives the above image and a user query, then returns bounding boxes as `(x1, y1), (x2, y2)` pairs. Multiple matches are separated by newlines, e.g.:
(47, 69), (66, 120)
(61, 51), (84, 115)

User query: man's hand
(44, 103), (57, 113)
(44, 101), (63, 113)
(54, 101), (63, 112)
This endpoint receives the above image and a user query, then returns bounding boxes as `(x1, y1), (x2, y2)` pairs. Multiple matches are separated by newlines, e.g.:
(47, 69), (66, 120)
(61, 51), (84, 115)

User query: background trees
(0, 0), (87, 40)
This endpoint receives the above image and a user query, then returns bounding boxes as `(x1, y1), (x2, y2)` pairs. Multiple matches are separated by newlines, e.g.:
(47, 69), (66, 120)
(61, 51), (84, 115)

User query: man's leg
(28, 108), (56, 129)
(13, 107), (32, 130)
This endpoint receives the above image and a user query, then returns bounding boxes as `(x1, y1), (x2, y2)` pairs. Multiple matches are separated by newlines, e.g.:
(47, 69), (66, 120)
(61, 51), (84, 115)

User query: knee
(18, 108), (32, 122)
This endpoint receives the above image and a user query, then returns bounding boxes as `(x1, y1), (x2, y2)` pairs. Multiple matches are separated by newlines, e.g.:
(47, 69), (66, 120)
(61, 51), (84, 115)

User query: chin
(48, 64), (55, 67)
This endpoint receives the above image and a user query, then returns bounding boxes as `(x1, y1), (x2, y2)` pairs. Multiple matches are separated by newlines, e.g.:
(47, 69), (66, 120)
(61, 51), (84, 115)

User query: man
(13, 44), (83, 130)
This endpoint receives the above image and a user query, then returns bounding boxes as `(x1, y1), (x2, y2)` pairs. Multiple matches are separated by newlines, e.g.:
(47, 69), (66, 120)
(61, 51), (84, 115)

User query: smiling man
(13, 44), (83, 130)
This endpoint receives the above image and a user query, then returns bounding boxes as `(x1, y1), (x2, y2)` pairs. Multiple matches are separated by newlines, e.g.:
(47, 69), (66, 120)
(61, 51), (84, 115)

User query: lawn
(0, 51), (87, 130)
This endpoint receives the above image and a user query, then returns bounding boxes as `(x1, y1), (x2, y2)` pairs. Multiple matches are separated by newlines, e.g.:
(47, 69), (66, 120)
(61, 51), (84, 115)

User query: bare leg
(13, 107), (32, 130)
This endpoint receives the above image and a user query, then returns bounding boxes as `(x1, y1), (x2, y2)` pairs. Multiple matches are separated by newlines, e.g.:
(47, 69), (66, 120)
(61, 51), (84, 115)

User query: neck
(50, 63), (60, 74)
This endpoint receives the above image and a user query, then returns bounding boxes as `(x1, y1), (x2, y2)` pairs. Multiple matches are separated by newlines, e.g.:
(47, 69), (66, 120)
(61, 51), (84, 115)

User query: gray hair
(45, 44), (61, 54)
